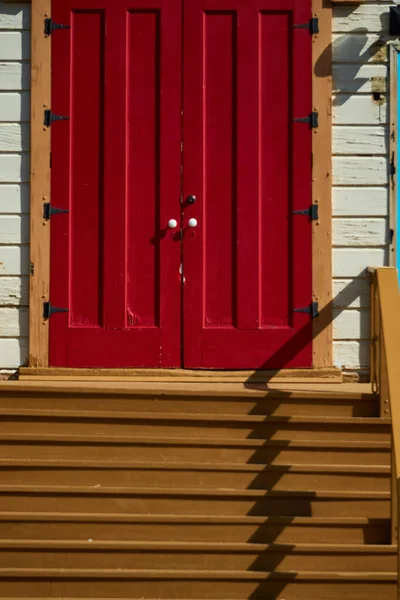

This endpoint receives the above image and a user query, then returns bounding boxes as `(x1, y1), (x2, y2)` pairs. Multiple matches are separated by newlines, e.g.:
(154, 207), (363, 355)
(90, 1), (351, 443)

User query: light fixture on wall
(390, 0), (400, 35)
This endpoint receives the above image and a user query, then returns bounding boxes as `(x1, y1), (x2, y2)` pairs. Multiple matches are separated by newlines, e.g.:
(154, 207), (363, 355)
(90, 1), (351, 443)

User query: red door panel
(183, 0), (313, 368)
(50, 0), (182, 367)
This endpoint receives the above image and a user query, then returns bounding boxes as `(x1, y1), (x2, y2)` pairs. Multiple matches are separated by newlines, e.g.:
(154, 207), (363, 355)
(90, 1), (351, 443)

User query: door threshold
(19, 367), (342, 383)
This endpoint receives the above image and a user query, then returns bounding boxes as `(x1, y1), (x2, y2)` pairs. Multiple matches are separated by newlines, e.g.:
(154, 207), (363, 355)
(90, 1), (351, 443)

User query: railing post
(370, 270), (380, 395)
(392, 444), (399, 546)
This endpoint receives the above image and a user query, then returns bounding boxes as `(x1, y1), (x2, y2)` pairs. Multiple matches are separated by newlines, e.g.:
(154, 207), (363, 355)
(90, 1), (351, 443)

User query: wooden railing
(369, 267), (400, 563)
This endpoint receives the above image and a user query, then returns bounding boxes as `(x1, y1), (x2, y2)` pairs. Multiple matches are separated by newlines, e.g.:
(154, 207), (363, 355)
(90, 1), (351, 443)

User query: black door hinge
(293, 112), (319, 129)
(43, 203), (69, 220)
(44, 109), (70, 128)
(294, 17), (319, 35)
(43, 302), (69, 319)
(294, 302), (319, 319)
(44, 18), (71, 36)
(293, 204), (319, 221)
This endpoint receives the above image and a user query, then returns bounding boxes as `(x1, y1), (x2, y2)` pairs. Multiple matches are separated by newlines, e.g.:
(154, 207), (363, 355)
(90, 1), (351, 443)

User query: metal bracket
(43, 302), (69, 319)
(43, 203), (69, 220)
(44, 110), (70, 128)
(293, 204), (319, 221)
(293, 112), (319, 129)
(294, 17), (319, 35)
(44, 18), (71, 36)
(294, 302), (319, 319)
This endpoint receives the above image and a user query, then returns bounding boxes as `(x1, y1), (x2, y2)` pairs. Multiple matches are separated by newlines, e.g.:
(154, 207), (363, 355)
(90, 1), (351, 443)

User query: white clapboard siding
(333, 341), (370, 369)
(0, 338), (28, 368)
(333, 248), (388, 277)
(333, 96), (388, 125)
(0, 246), (29, 276)
(333, 126), (388, 155)
(0, 307), (28, 337)
(333, 64), (387, 94)
(0, 183), (29, 213)
(0, 63), (30, 91)
(333, 309), (370, 340)
(333, 218), (387, 247)
(0, 31), (30, 60)
(0, 276), (28, 306)
(0, 3), (30, 30)
(333, 34), (388, 64)
(333, 188), (388, 216)
(0, 92), (30, 122)
(0, 154), (29, 183)
(333, 4), (390, 34)
(0, 123), (29, 152)
(0, 215), (29, 244)
(333, 157), (388, 186)
(333, 278), (370, 310)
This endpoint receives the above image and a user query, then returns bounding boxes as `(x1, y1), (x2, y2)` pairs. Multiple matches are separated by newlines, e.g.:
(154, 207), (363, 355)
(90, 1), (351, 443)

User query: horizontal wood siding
(332, 2), (392, 375)
(0, 3), (30, 368)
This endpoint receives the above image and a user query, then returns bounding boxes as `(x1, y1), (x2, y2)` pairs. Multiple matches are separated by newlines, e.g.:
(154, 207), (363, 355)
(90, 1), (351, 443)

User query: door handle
(188, 218), (198, 228)
(168, 219), (178, 229)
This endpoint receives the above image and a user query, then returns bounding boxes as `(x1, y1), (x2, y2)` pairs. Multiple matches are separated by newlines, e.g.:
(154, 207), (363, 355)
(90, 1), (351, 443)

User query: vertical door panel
(183, 0), (313, 369)
(50, 0), (182, 367)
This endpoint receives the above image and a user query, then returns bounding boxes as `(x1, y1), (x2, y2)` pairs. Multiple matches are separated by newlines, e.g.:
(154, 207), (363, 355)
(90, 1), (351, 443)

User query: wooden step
(0, 513), (390, 544)
(0, 540), (396, 572)
(0, 388), (379, 417)
(0, 436), (390, 466)
(0, 487), (390, 518)
(0, 569), (396, 599)
(0, 461), (390, 491)
(0, 413), (390, 442)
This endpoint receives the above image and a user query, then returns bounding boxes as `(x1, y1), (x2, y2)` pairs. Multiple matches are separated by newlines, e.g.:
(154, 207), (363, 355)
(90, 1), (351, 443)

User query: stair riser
(0, 578), (396, 599)
(0, 521), (391, 544)
(0, 443), (390, 466)
(0, 395), (379, 417)
(0, 495), (390, 517)
(0, 550), (395, 572)
(0, 420), (390, 442)
(0, 468), (390, 492)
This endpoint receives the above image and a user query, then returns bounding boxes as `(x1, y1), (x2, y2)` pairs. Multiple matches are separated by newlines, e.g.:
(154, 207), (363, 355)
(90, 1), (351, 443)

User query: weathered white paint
(333, 309), (370, 341)
(333, 188), (388, 217)
(0, 63), (30, 91)
(0, 124), (29, 152)
(332, 34), (388, 64)
(0, 338), (28, 367)
(333, 4), (390, 34)
(0, 215), (29, 244)
(0, 154), (29, 183)
(333, 341), (370, 370)
(333, 218), (387, 247)
(333, 126), (388, 155)
(0, 3), (30, 30)
(0, 184), (29, 214)
(333, 64), (387, 94)
(0, 276), (28, 306)
(333, 248), (388, 278)
(0, 307), (28, 337)
(333, 279), (370, 310)
(0, 93), (30, 122)
(0, 31), (30, 60)
(0, 246), (29, 276)
(333, 157), (388, 186)
(333, 96), (388, 126)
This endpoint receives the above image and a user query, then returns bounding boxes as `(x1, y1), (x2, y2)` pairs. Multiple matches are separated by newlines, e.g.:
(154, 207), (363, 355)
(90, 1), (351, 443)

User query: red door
(182, 0), (313, 368)
(50, 0), (182, 367)
(49, 0), (313, 369)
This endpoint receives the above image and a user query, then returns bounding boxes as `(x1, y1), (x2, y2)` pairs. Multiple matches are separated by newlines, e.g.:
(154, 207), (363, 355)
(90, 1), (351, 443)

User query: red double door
(49, 0), (313, 369)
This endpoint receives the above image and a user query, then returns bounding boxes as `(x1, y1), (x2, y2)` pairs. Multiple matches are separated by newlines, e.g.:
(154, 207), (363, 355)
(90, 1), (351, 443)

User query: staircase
(0, 381), (396, 599)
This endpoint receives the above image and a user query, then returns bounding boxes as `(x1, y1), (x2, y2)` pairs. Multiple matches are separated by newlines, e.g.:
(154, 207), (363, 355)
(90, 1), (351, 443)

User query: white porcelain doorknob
(168, 219), (178, 229)
(188, 218), (198, 228)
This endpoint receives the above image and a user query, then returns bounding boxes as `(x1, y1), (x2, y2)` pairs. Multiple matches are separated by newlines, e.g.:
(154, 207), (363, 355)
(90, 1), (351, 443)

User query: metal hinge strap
(294, 17), (319, 35)
(293, 112), (319, 129)
(43, 203), (69, 220)
(44, 18), (71, 36)
(44, 110), (70, 128)
(43, 302), (69, 319)
(293, 204), (319, 221)
(294, 302), (319, 319)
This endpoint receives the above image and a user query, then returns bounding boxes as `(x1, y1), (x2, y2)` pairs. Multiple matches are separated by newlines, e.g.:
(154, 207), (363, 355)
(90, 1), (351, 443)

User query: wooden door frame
(28, 0), (332, 368)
